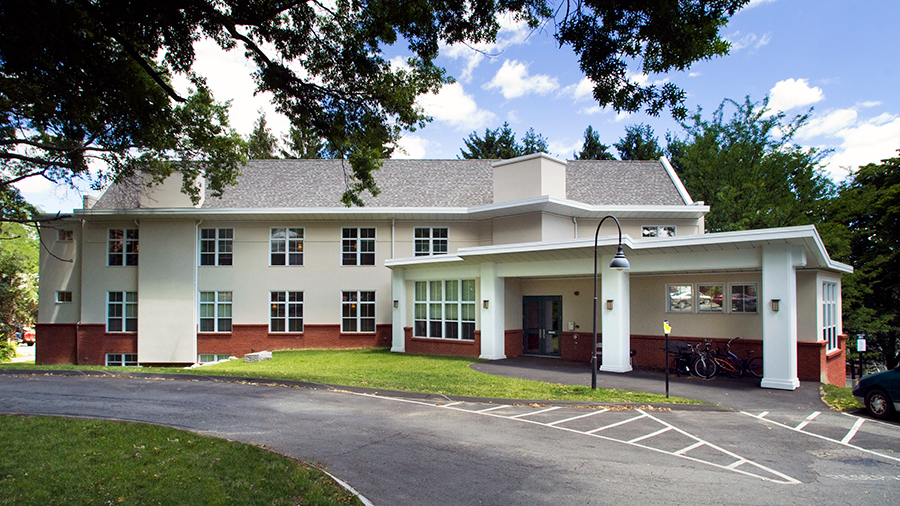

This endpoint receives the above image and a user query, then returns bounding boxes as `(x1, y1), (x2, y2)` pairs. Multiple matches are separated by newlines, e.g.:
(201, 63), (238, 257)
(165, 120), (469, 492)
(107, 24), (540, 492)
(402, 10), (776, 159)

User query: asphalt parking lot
(1, 371), (898, 505)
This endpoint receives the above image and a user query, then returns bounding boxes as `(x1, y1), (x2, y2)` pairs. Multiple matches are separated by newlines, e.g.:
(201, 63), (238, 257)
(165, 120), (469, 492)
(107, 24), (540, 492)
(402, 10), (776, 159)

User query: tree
(575, 126), (615, 160)
(281, 125), (326, 160)
(520, 128), (549, 156)
(247, 112), (278, 159)
(833, 152), (900, 369)
(614, 124), (663, 160)
(666, 97), (835, 233)
(1, 0), (745, 210)
(0, 221), (39, 335)
(459, 123), (524, 159)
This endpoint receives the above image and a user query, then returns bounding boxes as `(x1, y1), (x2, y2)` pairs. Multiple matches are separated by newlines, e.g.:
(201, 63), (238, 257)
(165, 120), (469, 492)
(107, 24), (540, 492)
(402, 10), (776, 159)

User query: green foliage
(667, 97), (835, 233)
(614, 123), (663, 160)
(0, 416), (363, 506)
(574, 126), (616, 160)
(247, 112), (278, 159)
(281, 125), (327, 159)
(459, 123), (548, 159)
(820, 384), (863, 411)
(0, 338), (14, 362)
(832, 152), (900, 369)
(1, 1), (744, 208)
(0, 221), (39, 333)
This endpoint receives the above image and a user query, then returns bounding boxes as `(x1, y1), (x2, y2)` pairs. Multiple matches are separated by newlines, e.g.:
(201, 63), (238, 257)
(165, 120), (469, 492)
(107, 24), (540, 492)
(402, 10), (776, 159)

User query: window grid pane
(413, 280), (475, 340)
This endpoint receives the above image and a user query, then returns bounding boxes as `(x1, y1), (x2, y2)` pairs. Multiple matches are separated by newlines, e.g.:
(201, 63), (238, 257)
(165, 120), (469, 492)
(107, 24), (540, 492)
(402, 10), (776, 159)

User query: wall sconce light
(483, 300), (489, 309)
(772, 299), (780, 312)
(393, 300), (399, 309)
(606, 300), (613, 310)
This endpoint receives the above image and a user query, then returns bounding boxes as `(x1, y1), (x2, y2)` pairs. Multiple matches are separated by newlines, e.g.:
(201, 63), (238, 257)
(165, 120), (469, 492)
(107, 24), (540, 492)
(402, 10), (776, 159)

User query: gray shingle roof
(93, 158), (690, 209)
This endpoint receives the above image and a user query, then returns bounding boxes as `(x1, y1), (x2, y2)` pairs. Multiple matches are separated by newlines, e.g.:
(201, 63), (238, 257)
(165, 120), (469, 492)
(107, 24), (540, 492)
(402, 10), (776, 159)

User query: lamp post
(592, 215), (630, 390)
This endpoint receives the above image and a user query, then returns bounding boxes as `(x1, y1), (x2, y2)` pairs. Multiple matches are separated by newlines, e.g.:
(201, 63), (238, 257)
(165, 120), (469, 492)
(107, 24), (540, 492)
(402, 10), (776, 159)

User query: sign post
(857, 334), (866, 379)
(664, 321), (672, 398)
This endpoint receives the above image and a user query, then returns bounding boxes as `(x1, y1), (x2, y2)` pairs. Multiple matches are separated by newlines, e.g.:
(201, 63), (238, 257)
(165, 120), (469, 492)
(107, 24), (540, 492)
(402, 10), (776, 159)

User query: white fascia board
(385, 255), (465, 268)
(466, 195), (709, 219)
(659, 156), (694, 205)
(456, 235), (636, 258)
(491, 152), (567, 167)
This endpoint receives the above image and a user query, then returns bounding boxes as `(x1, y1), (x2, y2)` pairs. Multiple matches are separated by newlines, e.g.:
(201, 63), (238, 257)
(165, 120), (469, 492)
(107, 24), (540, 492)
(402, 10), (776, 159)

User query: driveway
(1, 372), (898, 505)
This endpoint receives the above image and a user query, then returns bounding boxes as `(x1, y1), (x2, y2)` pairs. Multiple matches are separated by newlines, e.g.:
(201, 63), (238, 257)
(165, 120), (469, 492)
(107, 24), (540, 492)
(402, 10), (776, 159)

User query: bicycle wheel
(747, 357), (763, 378)
(725, 357), (743, 379)
(692, 354), (717, 379)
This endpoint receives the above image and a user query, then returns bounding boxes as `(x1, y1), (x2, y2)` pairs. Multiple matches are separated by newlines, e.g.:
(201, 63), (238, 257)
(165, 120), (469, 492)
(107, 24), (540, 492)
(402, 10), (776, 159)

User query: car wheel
(865, 388), (894, 420)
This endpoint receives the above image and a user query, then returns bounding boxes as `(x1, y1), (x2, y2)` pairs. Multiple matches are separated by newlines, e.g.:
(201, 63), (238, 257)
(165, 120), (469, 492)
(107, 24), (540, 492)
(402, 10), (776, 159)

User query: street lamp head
(609, 245), (630, 271)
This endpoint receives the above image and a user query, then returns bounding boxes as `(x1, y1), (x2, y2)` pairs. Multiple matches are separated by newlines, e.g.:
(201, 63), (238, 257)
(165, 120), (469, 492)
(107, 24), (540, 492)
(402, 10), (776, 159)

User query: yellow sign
(663, 321), (671, 335)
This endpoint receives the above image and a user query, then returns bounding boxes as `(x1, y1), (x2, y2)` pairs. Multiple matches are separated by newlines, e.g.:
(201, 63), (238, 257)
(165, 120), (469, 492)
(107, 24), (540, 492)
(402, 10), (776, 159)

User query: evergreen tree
(574, 126), (616, 160)
(281, 125), (326, 159)
(459, 123), (523, 159)
(614, 124), (663, 160)
(247, 112), (278, 159)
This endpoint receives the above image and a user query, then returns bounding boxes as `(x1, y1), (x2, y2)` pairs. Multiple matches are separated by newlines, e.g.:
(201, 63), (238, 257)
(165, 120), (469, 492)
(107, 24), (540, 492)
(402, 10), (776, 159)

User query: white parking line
(477, 404), (510, 413)
(674, 441), (705, 455)
(841, 417), (865, 444)
(546, 409), (608, 426)
(628, 426), (671, 443)
(586, 413), (647, 434)
(795, 411), (821, 430)
(509, 406), (560, 419)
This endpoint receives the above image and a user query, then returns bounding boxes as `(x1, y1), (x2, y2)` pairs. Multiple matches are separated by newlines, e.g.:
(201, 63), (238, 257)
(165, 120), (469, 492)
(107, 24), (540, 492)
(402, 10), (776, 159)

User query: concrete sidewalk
(471, 356), (828, 412)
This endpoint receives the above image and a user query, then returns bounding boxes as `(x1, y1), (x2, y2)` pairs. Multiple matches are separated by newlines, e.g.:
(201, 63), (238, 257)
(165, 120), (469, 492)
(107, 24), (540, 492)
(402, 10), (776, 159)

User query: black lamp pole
(592, 215), (630, 390)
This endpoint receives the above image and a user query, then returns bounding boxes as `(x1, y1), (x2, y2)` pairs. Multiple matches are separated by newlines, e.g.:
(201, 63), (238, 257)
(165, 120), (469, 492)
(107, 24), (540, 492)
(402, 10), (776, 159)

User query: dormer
(492, 153), (567, 203)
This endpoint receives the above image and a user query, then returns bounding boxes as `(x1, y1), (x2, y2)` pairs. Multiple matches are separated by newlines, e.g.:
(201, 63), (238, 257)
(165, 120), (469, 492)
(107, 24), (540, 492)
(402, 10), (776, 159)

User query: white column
(390, 268), (406, 353)
(760, 244), (804, 390)
(479, 262), (506, 360)
(599, 258), (632, 373)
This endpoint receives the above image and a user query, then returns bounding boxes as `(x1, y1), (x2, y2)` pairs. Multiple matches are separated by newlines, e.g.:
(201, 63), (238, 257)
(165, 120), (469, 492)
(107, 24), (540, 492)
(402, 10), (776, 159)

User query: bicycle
(691, 339), (717, 379)
(711, 338), (763, 379)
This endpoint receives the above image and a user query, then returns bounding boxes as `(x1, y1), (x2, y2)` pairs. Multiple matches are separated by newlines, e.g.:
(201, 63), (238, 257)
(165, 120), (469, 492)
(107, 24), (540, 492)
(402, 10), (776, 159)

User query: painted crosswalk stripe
(547, 409), (608, 426)
(841, 417), (865, 444)
(795, 411), (820, 430)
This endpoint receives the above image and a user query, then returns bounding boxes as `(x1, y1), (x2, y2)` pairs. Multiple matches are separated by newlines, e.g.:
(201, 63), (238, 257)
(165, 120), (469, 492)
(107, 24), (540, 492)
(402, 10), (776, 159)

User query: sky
(18, 0), (900, 213)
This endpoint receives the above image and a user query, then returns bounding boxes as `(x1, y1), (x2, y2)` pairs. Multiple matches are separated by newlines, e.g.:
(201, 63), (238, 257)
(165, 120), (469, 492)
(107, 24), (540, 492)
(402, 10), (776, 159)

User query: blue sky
(20, 0), (900, 213)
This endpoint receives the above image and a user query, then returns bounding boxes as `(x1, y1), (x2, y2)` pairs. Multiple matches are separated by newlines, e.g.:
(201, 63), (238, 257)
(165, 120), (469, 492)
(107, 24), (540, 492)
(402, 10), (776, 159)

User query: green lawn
(0, 415), (361, 506)
(821, 383), (864, 411)
(1, 347), (697, 404)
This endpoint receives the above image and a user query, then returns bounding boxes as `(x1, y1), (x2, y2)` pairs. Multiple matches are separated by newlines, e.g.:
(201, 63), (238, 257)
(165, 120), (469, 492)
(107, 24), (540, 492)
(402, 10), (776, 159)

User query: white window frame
(666, 284), (693, 313)
(57, 229), (73, 242)
(696, 283), (724, 313)
(199, 291), (233, 333)
(823, 281), (839, 352)
(414, 280), (477, 340)
(414, 227), (449, 256)
(641, 225), (676, 238)
(341, 291), (376, 333)
(107, 291), (137, 332)
(105, 353), (138, 366)
(270, 291), (304, 332)
(56, 291), (72, 303)
(342, 227), (375, 266)
(200, 228), (233, 266)
(108, 229), (138, 266)
(729, 283), (759, 314)
(270, 227), (304, 266)
(198, 353), (231, 364)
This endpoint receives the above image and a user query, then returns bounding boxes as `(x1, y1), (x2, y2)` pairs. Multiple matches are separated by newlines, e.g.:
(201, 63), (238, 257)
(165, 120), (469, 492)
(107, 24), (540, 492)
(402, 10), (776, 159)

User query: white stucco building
(37, 154), (851, 389)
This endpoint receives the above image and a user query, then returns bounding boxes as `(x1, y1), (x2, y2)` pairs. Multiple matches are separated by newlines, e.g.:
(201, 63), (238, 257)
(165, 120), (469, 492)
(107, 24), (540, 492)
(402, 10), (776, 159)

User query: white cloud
(689, 72), (702, 78)
(484, 60), (559, 99)
(726, 31), (772, 51)
(767, 78), (824, 114)
(441, 13), (533, 82)
(393, 135), (429, 159)
(549, 139), (582, 160)
(560, 77), (596, 102)
(416, 82), (497, 131)
(798, 108), (858, 139)
(742, 0), (780, 10)
(820, 114), (900, 177)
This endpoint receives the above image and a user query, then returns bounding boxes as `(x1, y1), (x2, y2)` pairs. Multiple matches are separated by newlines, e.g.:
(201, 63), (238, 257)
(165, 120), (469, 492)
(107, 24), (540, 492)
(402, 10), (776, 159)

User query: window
(342, 228), (375, 266)
(642, 225), (676, 238)
(697, 284), (724, 313)
(823, 281), (838, 352)
(106, 353), (138, 366)
(414, 280), (476, 340)
(342, 291), (375, 332)
(270, 227), (303, 266)
(200, 291), (232, 332)
(56, 291), (72, 303)
(108, 229), (138, 266)
(730, 283), (758, 314)
(666, 284), (693, 313)
(414, 227), (449, 256)
(107, 292), (137, 332)
(200, 228), (233, 266)
(270, 291), (303, 332)
(198, 354), (231, 364)
(58, 229), (73, 242)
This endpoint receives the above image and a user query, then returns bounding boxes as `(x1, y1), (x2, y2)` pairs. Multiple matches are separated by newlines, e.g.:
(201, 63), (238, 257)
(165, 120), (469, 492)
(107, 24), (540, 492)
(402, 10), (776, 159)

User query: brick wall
(199, 323), (392, 358)
(504, 330), (524, 358)
(35, 323), (77, 365)
(798, 337), (846, 386)
(405, 327), (480, 357)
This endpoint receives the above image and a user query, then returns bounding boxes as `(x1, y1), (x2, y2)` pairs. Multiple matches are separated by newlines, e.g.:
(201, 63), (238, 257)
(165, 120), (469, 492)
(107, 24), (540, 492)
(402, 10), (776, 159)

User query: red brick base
(404, 327), (481, 357)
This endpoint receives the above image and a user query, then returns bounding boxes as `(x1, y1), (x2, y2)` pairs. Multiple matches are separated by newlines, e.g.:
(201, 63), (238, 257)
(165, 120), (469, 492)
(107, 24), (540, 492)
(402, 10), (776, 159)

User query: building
(36, 154), (851, 389)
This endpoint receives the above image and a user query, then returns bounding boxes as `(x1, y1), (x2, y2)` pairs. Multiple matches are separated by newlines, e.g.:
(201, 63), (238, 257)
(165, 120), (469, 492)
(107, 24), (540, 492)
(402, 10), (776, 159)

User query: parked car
(21, 327), (35, 346)
(852, 365), (900, 419)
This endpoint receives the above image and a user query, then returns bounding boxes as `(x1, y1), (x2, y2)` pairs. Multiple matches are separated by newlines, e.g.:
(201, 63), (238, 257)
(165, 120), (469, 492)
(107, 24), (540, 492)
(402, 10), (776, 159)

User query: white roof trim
(491, 152), (567, 167)
(659, 156), (694, 205)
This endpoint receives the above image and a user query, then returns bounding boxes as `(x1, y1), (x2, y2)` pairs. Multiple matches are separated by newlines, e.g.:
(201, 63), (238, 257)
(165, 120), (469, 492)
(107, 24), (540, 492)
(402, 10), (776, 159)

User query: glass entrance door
(523, 296), (562, 356)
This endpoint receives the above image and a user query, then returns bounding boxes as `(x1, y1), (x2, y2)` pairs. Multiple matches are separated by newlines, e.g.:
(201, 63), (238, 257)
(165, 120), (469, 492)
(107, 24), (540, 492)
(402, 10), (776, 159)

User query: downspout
(573, 217), (578, 239)
(391, 219), (395, 259)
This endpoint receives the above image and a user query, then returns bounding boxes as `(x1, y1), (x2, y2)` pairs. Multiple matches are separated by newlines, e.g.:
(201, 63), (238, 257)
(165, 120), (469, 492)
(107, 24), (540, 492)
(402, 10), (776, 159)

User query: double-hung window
(200, 228), (233, 266)
(58, 229), (73, 242)
(106, 353), (138, 366)
(199, 291), (232, 332)
(107, 291), (137, 332)
(730, 283), (758, 314)
(414, 280), (476, 340)
(108, 229), (138, 266)
(342, 227), (375, 265)
(414, 227), (448, 256)
(342, 291), (375, 332)
(823, 281), (838, 352)
(641, 225), (676, 238)
(270, 228), (303, 266)
(270, 291), (303, 332)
